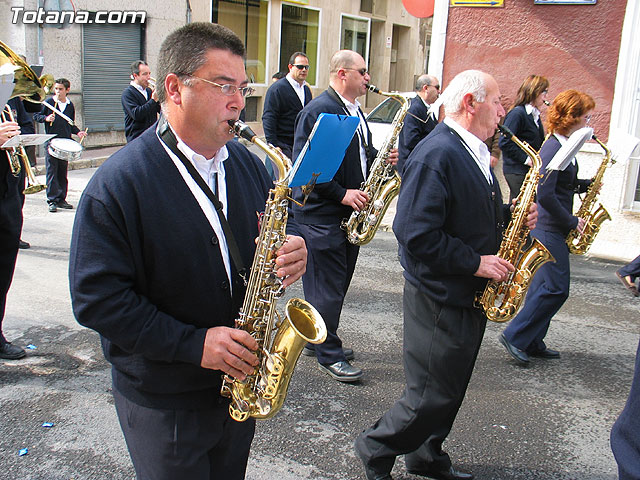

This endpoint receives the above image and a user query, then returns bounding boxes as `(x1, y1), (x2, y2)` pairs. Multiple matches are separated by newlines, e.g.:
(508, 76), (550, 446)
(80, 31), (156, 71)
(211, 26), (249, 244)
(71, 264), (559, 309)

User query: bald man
(397, 74), (440, 175)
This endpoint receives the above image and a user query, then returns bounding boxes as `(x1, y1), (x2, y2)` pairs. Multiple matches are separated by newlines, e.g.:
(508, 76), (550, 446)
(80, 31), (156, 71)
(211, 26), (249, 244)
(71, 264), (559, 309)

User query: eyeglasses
(429, 84), (440, 91)
(585, 114), (592, 123)
(344, 67), (368, 76)
(183, 74), (255, 97)
(292, 64), (310, 70)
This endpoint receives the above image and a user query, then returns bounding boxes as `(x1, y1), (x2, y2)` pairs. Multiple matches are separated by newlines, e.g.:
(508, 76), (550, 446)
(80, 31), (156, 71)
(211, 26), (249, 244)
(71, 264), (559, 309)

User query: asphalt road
(1, 166), (638, 480)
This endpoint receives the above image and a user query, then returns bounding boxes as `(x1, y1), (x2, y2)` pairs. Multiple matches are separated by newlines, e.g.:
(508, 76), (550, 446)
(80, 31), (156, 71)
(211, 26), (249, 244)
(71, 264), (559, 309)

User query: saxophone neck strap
(157, 118), (247, 284)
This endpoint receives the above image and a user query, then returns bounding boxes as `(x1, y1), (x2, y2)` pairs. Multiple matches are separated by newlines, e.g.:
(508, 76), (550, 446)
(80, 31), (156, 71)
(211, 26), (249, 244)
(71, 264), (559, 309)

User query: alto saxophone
(342, 85), (410, 245)
(565, 135), (615, 255)
(220, 120), (327, 422)
(478, 124), (555, 323)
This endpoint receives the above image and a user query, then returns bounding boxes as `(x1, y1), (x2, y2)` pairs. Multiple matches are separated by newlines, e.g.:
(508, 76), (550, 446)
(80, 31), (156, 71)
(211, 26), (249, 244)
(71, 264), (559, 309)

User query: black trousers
(299, 222), (359, 365)
(45, 150), (69, 204)
(504, 172), (526, 203)
(357, 281), (486, 473)
(113, 388), (255, 480)
(0, 179), (23, 345)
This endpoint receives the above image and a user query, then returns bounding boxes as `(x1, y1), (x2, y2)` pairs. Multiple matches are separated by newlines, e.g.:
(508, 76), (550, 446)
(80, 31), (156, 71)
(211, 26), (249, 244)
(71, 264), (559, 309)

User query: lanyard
(157, 119), (247, 285)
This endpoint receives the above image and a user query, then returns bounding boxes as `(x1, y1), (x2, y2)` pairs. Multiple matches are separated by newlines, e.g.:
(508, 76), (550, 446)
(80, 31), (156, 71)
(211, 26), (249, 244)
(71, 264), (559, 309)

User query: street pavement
(1, 162), (638, 480)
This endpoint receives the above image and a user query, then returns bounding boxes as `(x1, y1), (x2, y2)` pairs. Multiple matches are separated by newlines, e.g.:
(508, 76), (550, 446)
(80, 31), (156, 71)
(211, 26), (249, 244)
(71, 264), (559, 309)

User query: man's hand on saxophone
(275, 234), (308, 288)
(201, 327), (259, 380)
(386, 147), (399, 166)
(342, 189), (370, 212)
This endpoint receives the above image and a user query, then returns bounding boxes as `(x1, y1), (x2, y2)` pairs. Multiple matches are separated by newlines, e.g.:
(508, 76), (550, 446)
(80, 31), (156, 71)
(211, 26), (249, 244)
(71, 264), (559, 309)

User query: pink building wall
(443, 0), (626, 141)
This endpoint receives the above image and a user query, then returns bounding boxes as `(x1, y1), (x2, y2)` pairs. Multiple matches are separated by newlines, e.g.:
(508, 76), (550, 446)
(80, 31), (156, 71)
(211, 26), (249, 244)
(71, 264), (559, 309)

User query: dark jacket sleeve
(262, 84), (282, 149)
(32, 101), (50, 124)
(121, 88), (161, 123)
(69, 188), (207, 367)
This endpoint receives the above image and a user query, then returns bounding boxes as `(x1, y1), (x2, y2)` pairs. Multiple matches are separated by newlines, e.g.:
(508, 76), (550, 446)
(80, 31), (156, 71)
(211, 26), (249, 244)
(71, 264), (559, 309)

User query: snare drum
(48, 138), (83, 161)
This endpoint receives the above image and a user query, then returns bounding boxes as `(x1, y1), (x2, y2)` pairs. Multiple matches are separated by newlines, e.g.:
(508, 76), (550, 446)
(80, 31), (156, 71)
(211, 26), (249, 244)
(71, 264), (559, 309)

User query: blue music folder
(288, 113), (360, 188)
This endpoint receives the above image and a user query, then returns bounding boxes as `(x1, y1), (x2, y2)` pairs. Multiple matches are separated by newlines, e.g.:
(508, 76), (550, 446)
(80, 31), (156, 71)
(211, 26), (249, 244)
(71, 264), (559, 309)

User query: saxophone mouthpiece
(366, 84), (380, 94)
(543, 100), (551, 106)
(227, 119), (257, 142)
(497, 123), (515, 138)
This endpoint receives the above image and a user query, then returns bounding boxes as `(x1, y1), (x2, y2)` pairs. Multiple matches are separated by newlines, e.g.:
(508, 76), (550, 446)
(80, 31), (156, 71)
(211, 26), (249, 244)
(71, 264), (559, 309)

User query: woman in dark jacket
(499, 89), (595, 365)
(499, 75), (550, 201)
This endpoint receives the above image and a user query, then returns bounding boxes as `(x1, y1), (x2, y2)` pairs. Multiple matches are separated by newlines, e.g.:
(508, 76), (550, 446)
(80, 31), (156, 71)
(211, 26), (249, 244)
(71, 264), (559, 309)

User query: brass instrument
(1, 106), (46, 194)
(0, 40), (53, 104)
(220, 120), (327, 422)
(342, 84), (410, 245)
(566, 135), (615, 255)
(148, 77), (156, 90)
(478, 124), (555, 323)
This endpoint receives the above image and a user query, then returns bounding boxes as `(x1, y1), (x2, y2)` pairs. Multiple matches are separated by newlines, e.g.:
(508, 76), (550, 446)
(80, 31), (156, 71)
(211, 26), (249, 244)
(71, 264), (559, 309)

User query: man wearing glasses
(397, 74), (440, 175)
(69, 23), (307, 480)
(262, 52), (312, 160)
(292, 50), (396, 382)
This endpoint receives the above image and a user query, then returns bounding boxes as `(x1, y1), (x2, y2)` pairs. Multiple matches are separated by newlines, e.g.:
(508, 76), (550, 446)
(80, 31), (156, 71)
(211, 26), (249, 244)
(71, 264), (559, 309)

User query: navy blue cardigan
(33, 97), (80, 138)
(393, 122), (508, 307)
(262, 77), (311, 158)
(499, 105), (545, 176)
(291, 89), (376, 224)
(536, 134), (591, 235)
(121, 85), (161, 142)
(69, 126), (286, 409)
(398, 95), (437, 175)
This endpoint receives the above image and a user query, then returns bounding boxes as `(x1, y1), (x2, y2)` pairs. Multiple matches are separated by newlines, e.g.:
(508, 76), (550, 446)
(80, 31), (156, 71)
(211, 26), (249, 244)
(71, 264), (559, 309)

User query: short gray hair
(441, 70), (487, 117)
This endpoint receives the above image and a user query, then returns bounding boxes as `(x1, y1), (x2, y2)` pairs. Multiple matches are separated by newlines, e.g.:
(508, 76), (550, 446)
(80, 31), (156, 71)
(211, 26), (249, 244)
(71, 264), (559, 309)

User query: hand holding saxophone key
(577, 217), (586, 234)
(342, 189), (369, 212)
(475, 255), (515, 281)
(525, 201), (538, 230)
(201, 327), (259, 380)
(275, 235), (307, 287)
(386, 148), (399, 166)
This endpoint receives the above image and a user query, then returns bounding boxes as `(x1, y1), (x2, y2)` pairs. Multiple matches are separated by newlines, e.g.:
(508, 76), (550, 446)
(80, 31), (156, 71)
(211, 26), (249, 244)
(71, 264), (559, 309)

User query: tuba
(477, 124), (555, 323)
(220, 120), (327, 422)
(342, 84), (410, 246)
(565, 135), (615, 255)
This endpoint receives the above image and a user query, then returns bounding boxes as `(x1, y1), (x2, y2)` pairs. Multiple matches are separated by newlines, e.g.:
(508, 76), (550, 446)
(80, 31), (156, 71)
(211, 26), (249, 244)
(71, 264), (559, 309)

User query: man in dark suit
(262, 52), (312, 159)
(292, 50), (396, 382)
(355, 70), (537, 480)
(397, 74), (439, 175)
(121, 60), (161, 143)
(69, 23), (307, 480)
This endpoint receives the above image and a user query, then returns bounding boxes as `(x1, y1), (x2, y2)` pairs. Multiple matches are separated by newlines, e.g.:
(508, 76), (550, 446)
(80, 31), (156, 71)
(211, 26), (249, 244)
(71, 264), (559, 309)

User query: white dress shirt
(335, 90), (369, 180)
(131, 81), (148, 101)
(525, 103), (540, 127)
(286, 74), (306, 107)
(158, 125), (232, 286)
(444, 117), (493, 185)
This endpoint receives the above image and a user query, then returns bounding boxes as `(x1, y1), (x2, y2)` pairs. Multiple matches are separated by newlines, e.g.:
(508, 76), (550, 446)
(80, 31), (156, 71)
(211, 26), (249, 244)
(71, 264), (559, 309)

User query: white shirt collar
(525, 103), (540, 126)
(444, 117), (492, 184)
(286, 74), (306, 106)
(131, 81), (148, 100)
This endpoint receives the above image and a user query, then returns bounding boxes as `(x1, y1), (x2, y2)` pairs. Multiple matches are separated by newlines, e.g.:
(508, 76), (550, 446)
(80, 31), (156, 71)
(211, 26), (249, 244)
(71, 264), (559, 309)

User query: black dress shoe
(302, 346), (355, 360)
(18, 239), (30, 249)
(499, 333), (529, 365)
(57, 200), (73, 209)
(48, 203), (57, 213)
(318, 360), (362, 382)
(407, 465), (473, 480)
(354, 436), (393, 480)
(0, 342), (26, 360)
(529, 348), (560, 359)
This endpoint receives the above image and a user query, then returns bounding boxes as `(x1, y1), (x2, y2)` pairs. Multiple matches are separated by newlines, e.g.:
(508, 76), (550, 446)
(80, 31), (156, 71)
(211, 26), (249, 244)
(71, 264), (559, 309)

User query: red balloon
(402, 0), (435, 18)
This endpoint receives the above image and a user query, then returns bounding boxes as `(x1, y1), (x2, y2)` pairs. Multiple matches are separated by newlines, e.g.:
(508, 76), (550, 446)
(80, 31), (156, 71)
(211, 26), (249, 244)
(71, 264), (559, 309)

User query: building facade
(3, 0), (428, 145)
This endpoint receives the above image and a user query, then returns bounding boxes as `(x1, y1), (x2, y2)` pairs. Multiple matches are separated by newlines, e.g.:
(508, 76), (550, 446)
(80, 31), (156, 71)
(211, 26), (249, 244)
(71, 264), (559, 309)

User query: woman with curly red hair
(499, 89), (595, 365)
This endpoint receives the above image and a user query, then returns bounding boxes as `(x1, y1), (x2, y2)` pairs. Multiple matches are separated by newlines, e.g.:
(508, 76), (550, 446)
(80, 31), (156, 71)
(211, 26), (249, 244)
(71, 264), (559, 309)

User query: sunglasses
(292, 64), (310, 70)
(344, 67), (368, 76)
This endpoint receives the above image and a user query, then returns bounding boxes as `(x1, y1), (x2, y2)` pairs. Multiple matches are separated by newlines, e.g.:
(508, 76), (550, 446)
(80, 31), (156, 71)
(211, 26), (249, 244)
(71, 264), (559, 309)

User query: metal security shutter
(82, 22), (142, 131)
